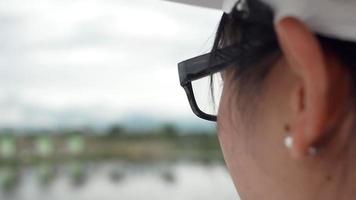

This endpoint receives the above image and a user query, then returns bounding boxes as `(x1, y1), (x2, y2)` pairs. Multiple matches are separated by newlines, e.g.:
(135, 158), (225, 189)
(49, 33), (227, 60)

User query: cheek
(217, 88), (244, 159)
(217, 61), (299, 199)
(218, 82), (276, 199)
(217, 81), (256, 189)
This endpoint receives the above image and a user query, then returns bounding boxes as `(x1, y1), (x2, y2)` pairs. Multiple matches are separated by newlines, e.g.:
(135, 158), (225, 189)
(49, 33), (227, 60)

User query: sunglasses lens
(191, 73), (223, 117)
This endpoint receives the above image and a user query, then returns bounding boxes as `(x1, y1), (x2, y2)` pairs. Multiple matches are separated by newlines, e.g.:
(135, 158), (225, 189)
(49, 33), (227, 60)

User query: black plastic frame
(178, 0), (279, 122)
(178, 41), (279, 122)
(178, 45), (241, 121)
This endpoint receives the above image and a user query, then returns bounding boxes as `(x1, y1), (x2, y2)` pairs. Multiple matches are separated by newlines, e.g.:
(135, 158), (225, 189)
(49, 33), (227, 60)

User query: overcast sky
(0, 0), (221, 129)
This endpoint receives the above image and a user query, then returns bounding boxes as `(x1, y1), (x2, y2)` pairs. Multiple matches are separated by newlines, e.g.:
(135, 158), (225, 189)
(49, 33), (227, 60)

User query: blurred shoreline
(0, 125), (223, 166)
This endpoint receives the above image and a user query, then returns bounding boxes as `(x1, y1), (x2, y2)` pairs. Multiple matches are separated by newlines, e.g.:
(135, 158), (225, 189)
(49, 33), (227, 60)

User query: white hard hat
(165, 0), (223, 10)
(166, 0), (356, 42)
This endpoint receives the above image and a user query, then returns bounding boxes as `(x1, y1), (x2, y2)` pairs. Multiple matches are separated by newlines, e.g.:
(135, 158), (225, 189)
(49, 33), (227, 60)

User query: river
(0, 160), (238, 200)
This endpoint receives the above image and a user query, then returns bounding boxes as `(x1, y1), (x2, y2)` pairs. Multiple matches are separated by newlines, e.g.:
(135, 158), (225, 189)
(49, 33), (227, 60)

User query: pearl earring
(284, 135), (318, 156)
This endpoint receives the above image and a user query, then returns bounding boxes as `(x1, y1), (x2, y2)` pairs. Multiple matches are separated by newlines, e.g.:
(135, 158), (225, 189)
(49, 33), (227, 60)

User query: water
(0, 161), (238, 200)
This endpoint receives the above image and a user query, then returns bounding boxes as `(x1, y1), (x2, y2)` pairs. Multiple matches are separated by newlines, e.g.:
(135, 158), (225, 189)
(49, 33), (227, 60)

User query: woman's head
(177, 0), (356, 198)
(215, 0), (356, 199)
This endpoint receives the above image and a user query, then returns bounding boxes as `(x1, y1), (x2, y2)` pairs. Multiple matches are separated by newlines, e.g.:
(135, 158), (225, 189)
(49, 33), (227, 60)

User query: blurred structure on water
(0, 135), (16, 159)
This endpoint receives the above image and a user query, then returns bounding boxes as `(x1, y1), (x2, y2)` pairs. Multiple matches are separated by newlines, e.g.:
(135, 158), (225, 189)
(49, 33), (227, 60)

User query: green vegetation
(0, 124), (223, 165)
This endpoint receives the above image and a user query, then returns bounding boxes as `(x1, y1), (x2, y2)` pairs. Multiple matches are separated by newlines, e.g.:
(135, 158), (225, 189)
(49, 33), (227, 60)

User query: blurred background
(0, 0), (238, 199)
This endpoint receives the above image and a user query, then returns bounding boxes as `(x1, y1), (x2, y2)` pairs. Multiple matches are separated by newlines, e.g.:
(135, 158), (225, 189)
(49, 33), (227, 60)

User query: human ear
(276, 17), (350, 159)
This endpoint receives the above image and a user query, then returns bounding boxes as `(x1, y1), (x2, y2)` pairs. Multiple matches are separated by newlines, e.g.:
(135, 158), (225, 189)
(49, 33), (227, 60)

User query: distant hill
(0, 114), (216, 135)
(118, 114), (215, 133)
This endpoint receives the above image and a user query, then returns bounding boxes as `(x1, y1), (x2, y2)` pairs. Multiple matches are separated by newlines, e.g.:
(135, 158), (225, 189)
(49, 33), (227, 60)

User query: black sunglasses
(178, 37), (279, 122)
(178, 2), (279, 122)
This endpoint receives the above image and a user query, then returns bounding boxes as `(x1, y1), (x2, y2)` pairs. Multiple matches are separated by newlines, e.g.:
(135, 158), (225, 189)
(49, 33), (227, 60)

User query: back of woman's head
(177, 0), (356, 199)
(211, 0), (356, 199)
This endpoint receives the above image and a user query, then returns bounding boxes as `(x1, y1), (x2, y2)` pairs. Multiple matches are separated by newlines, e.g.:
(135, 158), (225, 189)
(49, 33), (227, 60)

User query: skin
(217, 17), (356, 200)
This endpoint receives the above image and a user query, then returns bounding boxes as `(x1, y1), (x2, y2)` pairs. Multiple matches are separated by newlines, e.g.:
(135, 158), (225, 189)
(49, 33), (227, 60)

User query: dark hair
(211, 0), (356, 101)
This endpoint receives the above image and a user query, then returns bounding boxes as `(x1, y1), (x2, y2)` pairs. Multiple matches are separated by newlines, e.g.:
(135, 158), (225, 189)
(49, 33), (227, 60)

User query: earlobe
(276, 17), (330, 159)
(284, 136), (318, 157)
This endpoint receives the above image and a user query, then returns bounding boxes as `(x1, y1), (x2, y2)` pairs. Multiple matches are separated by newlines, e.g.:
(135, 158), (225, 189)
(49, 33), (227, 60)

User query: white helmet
(167, 0), (356, 42)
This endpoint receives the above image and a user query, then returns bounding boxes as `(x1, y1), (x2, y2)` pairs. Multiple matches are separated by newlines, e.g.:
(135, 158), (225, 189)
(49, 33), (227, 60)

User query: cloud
(0, 0), (221, 128)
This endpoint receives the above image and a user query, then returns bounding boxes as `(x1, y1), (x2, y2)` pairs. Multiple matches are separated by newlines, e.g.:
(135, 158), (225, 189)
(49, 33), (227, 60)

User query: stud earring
(284, 135), (318, 156)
